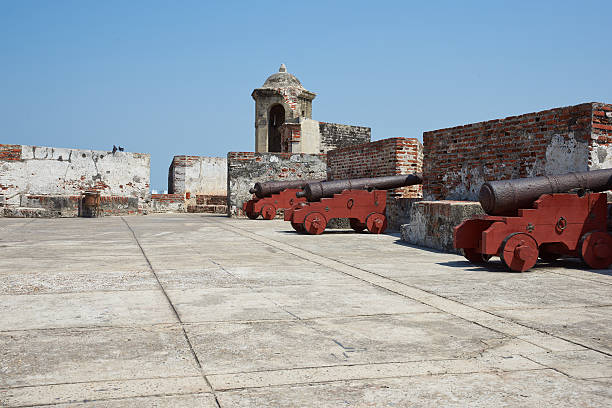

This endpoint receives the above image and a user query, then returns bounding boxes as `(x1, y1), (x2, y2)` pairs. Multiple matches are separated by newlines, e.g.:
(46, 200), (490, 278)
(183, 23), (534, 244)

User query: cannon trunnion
(454, 169), (612, 272)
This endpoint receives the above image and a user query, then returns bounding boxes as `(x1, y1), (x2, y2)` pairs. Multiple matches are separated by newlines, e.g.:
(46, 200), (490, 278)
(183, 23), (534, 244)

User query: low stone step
(2, 207), (55, 218)
(187, 204), (227, 214)
(196, 195), (227, 206)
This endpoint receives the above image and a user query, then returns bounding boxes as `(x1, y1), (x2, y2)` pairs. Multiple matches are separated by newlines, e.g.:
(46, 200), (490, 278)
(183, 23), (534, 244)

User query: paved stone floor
(0, 214), (611, 407)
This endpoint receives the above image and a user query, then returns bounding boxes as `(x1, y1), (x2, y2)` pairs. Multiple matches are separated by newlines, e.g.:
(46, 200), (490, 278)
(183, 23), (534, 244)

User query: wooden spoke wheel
(500, 232), (539, 272)
(303, 212), (327, 235)
(349, 218), (367, 232)
(366, 213), (387, 234)
(580, 231), (612, 269)
(463, 248), (492, 264)
(261, 204), (276, 220)
(291, 222), (306, 233)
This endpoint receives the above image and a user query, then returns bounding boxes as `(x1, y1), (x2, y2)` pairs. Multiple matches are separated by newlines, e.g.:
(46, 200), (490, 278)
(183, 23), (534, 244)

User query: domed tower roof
(261, 64), (305, 90)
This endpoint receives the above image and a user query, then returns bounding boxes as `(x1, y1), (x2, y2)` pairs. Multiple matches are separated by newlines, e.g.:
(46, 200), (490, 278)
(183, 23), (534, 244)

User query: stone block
(149, 194), (185, 213)
(3, 207), (54, 218)
(20, 194), (81, 217)
(386, 197), (422, 232)
(400, 200), (485, 253)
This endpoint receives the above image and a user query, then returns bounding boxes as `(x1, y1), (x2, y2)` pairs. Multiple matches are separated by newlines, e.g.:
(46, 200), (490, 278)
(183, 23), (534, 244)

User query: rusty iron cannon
(243, 179), (322, 220)
(285, 174), (423, 235)
(454, 168), (612, 272)
(296, 174), (423, 202)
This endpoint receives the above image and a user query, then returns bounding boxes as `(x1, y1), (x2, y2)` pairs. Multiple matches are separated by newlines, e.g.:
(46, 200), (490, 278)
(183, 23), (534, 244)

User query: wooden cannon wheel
(303, 212), (327, 235)
(261, 204), (276, 220)
(500, 232), (539, 272)
(580, 231), (612, 269)
(366, 213), (387, 234)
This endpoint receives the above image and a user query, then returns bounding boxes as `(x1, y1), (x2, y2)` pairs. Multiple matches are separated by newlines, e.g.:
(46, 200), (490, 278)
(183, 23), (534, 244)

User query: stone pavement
(0, 214), (611, 407)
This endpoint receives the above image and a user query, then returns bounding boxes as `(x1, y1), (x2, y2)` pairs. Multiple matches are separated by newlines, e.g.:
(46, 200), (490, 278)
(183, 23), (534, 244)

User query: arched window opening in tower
(268, 104), (285, 152)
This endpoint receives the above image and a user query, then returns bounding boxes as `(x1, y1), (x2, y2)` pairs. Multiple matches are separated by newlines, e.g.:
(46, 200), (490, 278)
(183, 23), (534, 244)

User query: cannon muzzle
(479, 168), (612, 215)
(299, 174), (423, 202)
(250, 179), (323, 198)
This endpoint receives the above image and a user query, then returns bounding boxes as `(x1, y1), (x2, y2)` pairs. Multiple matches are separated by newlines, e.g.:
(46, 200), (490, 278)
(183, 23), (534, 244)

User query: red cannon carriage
(454, 169), (612, 272)
(285, 174), (423, 235)
(242, 179), (319, 220)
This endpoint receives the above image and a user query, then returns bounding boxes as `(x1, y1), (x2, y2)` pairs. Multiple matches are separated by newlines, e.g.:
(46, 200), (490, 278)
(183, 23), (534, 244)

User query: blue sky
(1, 1), (611, 192)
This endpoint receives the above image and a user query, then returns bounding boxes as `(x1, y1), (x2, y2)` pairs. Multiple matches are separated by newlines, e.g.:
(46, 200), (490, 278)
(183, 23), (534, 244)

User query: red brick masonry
(327, 137), (423, 198)
(423, 102), (612, 200)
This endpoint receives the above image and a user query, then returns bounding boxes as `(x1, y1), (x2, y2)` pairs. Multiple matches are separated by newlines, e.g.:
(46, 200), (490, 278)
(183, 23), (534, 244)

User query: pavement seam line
(208, 367), (550, 392)
(518, 353), (578, 379)
(186, 355), (532, 377)
(3, 391), (216, 408)
(205, 217), (611, 358)
(0, 375), (209, 391)
(0, 312), (449, 333)
(207, 258), (302, 321)
(204, 259), (362, 363)
(544, 270), (612, 286)
(120, 217), (220, 407)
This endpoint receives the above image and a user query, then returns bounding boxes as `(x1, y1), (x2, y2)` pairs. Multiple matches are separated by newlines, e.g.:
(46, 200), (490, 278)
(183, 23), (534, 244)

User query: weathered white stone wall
(169, 156), (227, 196)
(184, 157), (227, 195)
(0, 144), (150, 206)
(299, 118), (322, 153)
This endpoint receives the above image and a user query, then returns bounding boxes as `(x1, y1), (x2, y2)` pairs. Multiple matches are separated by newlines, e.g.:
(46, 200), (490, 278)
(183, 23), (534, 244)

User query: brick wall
(326, 138), (424, 231)
(423, 102), (612, 200)
(319, 122), (371, 153)
(187, 195), (227, 214)
(591, 103), (612, 169)
(327, 138), (423, 198)
(0, 145), (22, 161)
(227, 152), (327, 217)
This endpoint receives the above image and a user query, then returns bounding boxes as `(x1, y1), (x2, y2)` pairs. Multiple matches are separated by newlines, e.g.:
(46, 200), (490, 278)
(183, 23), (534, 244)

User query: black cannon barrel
(249, 179), (323, 198)
(479, 168), (612, 215)
(296, 174), (423, 202)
